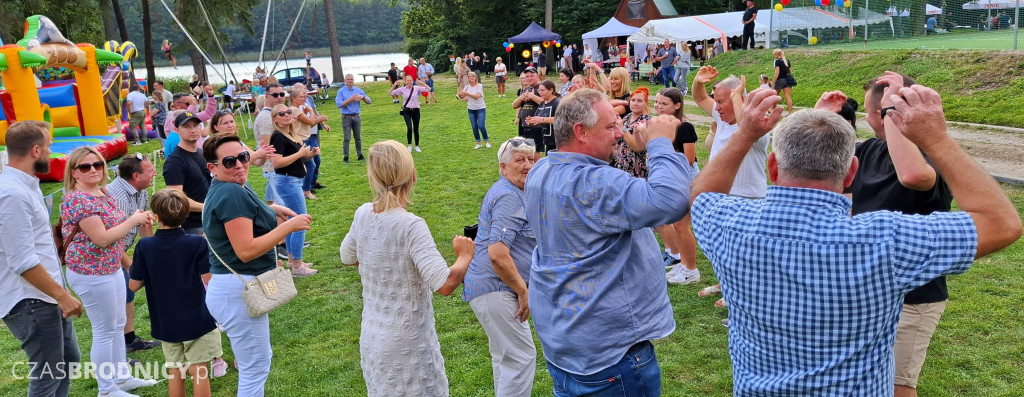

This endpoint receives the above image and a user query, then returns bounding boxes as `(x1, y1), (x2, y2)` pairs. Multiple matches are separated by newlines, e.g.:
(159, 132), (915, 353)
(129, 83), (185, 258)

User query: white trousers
(66, 270), (132, 394)
(469, 291), (536, 397)
(206, 273), (272, 397)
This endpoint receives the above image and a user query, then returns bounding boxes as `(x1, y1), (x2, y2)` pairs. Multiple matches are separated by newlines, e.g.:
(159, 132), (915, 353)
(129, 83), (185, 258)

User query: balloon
(775, 3), (784, 11)
(503, 42), (509, 47)
(837, 0), (844, 5)
(810, 36), (819, 45)
(814, 0), (821, 5)
(782, 0), (790, 4)
(556, 42), (562, 47)
(822, 0), (830, 5)
(506, 47), (512, 52)
(509, 43), (514, 48)
(522, 49), (531, 58)
(845, 0), (852, 6)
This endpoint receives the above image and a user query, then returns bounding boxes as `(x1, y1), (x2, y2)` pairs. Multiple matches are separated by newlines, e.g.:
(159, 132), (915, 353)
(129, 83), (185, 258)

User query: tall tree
(141, 0), (156, 90)
(111, 0), (129, 41)
(98, 0), (119, 39)
(323, 0), (345, 82)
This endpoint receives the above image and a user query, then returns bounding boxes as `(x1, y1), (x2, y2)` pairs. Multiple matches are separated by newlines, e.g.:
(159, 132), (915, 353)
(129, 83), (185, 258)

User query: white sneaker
(408, 145), (413, 152)
(667, 267), (701, 285)
(100, 390), (139, 397)
(474, 144), (482, 149)
(485, 142), (492, 148)
(414, 146), (422, 152)
(665, 265), (682, 279)
(117, 377), (158, 391)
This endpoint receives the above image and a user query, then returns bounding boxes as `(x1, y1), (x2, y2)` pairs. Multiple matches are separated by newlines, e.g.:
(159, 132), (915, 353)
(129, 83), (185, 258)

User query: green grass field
(2, 74), (1023, 396)
(814, 27), (1021, 50)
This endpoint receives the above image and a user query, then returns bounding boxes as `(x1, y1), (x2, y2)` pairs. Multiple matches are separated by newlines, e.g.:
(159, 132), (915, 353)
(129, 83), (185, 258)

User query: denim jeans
(546, 341), (661, 397)
(660, 66), (676, 88)
(468, 108), (489, 142)
(341, 115), (363, 158)
(302, 135), (320, 191)
(3, 299), (80, 397)
(674, 66), (689, 94)
(65, 271), (132, 394)
(206, 274), (272, 397)
(274, 174), (307, 260)
(262, 171), (280, 203)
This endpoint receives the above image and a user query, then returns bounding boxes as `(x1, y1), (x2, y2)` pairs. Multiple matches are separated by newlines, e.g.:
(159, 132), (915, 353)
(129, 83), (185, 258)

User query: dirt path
(681, 100), (1024, 183)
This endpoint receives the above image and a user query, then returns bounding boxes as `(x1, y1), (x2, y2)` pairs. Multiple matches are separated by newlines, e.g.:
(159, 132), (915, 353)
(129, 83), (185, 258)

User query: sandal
(304, 192), (319, 200)
(698, 285), (722, 297)
(715, 298), (728, 308)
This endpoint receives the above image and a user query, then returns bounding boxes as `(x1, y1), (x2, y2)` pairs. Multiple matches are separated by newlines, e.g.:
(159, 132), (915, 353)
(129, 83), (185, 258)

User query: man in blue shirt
(690, 82), (1021, 395)
(418, 57), (436, 104)
(525, 88), (691, 395)
(335, 74), (371, 163)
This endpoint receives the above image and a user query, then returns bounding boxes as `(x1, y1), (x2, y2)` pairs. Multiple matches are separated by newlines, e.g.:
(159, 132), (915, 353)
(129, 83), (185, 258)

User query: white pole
(1015, 0), (1020, 49)
(258, 0), (272, 68)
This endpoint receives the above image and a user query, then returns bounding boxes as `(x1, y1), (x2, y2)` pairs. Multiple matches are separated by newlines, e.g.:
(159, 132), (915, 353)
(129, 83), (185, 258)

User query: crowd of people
(1, 46), (1022, 397)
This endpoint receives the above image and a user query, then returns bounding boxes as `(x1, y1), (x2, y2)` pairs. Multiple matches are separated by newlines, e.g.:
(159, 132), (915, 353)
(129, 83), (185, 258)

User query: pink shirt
(389, 86), (428, 109)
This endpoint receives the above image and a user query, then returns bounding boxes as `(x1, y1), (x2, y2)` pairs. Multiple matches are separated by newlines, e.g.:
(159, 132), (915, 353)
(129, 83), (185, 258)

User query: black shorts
(774, 76), (796, 90)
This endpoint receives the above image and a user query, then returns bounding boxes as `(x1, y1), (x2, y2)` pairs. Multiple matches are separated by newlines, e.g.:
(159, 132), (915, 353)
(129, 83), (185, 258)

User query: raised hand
(814, 90), (848, 114)
(734, 76), (783, 141)
(693, 65), (719, 85)
(885, 84), (949, 150)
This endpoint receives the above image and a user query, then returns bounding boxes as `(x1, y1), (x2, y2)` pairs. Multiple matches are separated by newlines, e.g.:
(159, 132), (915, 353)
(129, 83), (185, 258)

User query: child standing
(129, 189), (221, 397)
(759, 74), (772, 90)
(150, 90), (168, 145)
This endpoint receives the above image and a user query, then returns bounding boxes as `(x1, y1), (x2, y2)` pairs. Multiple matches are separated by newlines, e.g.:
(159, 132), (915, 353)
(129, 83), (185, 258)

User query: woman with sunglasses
(610, 87), (652, 178)
(59, 147), (158, 397)
(209, 111), (275, 169)
(202, 133), (312, 397)
(269, 104), (318, 276)
(288, 87), (328, 200)
(390, 75), (430, 153)
(462, 137), (538, 396)
(340, 140), (475, 397)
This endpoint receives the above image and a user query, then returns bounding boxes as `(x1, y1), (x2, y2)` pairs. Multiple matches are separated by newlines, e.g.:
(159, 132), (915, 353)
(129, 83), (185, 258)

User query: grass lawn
(815, 28), (1021, 50)
(1, 74), (1023, 396)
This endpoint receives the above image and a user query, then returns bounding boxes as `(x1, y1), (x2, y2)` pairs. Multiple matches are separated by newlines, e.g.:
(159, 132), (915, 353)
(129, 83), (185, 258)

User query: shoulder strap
(207, 239), (278, 283)
(402, 87), (415, 108)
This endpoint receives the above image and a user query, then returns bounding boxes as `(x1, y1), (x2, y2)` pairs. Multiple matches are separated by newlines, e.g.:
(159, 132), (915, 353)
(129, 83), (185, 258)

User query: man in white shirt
(126, 85), (149, 145)
(0, 120), (83, 397)
(224, 80), (237, 111)
(563, 45), (574, 73)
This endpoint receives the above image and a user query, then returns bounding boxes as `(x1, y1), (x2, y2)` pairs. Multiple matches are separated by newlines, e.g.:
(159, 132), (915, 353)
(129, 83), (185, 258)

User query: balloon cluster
(36, 66), (75, 81)
(502, 41), (515, 52)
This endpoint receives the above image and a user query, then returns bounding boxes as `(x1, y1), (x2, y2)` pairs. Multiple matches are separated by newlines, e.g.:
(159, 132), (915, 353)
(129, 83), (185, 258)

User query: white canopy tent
(962, 0), (1022, 9)
(927, 4), (943, 14)
(582, 18), (640, 62)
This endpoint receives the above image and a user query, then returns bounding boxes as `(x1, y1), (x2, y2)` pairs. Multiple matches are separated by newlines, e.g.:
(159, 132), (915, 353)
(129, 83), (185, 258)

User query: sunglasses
(501, 138), (536, 158)
(276, 110), (293, 117)
(211, 151), (251, 168)
(76, 161), (105, 172)
(269, 92), (287, 98)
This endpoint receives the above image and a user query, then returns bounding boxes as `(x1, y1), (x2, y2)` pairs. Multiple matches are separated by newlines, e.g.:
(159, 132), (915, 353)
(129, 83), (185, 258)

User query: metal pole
(1015, 0), (1020, 50)
(258, 0), (272, 68)
(864, 0), (870, 48)
(270, 0), (309, 74)
(769, 3), (774, 49)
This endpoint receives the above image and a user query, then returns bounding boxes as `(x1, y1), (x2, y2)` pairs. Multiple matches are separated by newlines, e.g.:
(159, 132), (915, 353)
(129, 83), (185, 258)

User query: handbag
(208, 241), (296, 318)
(52, 220), (81, 266)
(399, 87), (414, 116)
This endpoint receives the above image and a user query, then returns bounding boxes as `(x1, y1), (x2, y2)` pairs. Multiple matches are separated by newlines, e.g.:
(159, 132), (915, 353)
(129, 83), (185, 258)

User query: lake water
(134, 52), (410, 85)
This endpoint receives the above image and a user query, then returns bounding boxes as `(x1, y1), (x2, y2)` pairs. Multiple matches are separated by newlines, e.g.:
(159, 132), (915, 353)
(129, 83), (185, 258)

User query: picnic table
(360, 73), (391, 82)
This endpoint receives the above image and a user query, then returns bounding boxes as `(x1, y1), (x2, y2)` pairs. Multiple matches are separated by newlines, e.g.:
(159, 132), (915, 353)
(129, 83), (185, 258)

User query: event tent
(927, 4), (943, 14)
(582, 18), (640, 62)
(507, 22), (561, 44)
(962, 0), (1022, 9)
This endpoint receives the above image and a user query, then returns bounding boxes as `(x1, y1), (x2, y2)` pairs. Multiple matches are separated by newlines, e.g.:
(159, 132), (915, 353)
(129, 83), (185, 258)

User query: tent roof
(926, 4), (943, 14)
(508, 22), (561, 44)
(962, 0), (1022, 9)
(582, 17), (640, 39)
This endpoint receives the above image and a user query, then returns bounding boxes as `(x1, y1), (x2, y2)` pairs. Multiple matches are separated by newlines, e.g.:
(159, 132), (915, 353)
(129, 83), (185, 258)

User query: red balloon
(821, 0), (829, 4)
(506, 47), (513, 52)
(781, 0), (790, 4)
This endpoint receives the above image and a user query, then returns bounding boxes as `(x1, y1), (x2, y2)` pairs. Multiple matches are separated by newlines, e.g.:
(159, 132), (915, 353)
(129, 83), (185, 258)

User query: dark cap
(174, 111), (202, 128)
(523, 66), (538, 74)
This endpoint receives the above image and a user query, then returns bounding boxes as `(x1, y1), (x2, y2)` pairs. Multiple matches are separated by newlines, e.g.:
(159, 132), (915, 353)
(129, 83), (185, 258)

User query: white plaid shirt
(692, 186), (977, 395)
(107, 177), (148, 249)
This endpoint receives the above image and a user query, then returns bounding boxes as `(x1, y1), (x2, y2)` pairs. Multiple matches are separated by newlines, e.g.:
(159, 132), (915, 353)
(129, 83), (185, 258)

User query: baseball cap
(174, 111), (202, 128)
(523, 66), (538, 74)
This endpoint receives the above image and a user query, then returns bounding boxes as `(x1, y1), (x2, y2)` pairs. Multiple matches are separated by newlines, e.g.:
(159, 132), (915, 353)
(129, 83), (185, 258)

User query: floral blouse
(60, 190), (128, 276)
(611, 113), (651, 179)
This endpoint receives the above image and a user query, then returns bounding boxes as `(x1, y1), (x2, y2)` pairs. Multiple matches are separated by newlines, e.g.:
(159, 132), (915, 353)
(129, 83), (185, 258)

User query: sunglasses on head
(269, 92), (287, 98)
(76, 161), (105, 172)
(501, 138), (536, 157)
(212, 151), (251, 168)
(276, 110), (293, 117)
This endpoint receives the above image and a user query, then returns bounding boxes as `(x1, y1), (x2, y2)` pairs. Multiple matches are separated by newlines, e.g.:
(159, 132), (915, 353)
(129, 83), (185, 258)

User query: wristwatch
(881, 106), (897, 119)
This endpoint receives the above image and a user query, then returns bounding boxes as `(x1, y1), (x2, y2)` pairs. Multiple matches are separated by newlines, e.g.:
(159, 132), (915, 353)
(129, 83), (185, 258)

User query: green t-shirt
(203, 179), (277, 275)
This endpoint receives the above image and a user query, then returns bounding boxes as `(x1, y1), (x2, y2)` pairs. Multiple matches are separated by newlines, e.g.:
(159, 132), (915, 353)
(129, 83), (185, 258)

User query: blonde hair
(609, 67), (631, 98)
(271, 104), (301, 143)
(366, 140), (415, 211)
(152, 90), (165, 104)
(63, 147), (107, 193)
(773, 49), (789, 68)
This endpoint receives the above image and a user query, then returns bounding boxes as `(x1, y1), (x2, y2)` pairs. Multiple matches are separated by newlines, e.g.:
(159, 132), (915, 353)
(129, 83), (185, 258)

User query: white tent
(962, 0), (1022, 9)
(582, 18), (640, 62)
(927, 4), (943, 14)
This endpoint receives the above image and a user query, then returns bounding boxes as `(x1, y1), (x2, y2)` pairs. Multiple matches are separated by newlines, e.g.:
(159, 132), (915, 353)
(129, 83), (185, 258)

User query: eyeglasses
(269, 92), (287, 98)
(276, 110), (293, 117)
(211, 151), (251, 168)
(75, 161), (105, 172)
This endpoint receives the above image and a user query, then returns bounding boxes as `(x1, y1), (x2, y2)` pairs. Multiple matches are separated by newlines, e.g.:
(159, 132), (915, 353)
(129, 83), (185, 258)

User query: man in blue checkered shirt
(691, 81), (1021, 395)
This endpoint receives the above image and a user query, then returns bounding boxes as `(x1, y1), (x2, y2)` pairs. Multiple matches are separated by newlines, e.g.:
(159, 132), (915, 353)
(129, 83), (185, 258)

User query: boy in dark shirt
(130, 189), (221, 397)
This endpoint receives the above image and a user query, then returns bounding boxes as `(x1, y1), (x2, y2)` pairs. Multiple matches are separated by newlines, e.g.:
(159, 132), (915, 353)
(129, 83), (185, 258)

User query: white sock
(670, 252), (681, 260)
(664, 248), (672, 254)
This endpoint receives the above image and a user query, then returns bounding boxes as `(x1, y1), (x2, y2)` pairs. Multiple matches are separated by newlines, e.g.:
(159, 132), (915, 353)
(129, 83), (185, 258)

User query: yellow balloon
(509, 43), (515, 49)
(775, 3), (783, 11)
(810, 36), (819, 45)
(844, 0), (852, 6)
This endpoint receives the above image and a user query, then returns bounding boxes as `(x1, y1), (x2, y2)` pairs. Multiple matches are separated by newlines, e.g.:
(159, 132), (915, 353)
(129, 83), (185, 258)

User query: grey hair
(345, 73), (354, 79)
(772, 109), (857, 182)
(498, 139), (537, 167)
(713, 75), (742, 92)
(553, 88), (604, 147)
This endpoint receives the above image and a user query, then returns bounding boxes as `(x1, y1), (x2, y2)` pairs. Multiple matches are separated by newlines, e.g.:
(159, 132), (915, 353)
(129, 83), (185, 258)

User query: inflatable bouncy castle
(0, 15), (128, 181)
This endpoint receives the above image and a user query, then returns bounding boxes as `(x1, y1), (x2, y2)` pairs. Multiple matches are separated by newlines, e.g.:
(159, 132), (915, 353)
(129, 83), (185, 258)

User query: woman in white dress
(340, 139), (475, 397)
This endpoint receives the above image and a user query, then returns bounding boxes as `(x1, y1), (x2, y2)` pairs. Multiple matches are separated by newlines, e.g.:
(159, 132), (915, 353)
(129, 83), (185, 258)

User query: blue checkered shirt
(692, 186), (977, 395)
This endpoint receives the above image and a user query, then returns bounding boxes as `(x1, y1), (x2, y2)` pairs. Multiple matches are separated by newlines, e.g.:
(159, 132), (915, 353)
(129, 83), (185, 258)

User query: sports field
(813, 27), (1021, 50)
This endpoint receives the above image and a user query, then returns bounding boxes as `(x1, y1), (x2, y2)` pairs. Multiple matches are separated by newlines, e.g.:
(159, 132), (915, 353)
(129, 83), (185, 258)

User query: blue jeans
(3, 299), (80, 397)
(469, 108), (489, 142)
(546, 341), (661, 397)
(262, 171), (280, 203)
(674, 66), (689, 94)
(274, 174), (307, 260)
(660, 67), (676, 88)
(302, 135), (320, 191)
